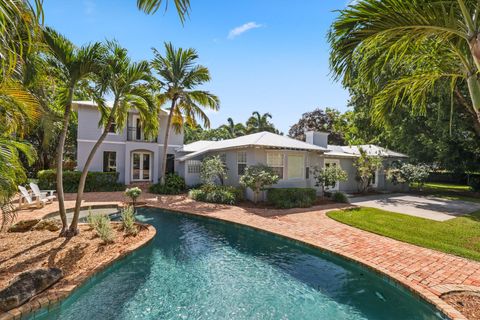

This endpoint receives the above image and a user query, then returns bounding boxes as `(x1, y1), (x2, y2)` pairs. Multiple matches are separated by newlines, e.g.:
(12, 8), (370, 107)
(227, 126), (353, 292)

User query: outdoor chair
(29, 182), (56, 203)
(18, 186), (49, 209)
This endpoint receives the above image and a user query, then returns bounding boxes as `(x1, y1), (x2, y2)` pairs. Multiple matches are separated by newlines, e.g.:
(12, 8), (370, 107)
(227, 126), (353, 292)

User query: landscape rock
(0, 268), (63, 311)
(7, 219), (40, 233)
(32, 219), (62, 232)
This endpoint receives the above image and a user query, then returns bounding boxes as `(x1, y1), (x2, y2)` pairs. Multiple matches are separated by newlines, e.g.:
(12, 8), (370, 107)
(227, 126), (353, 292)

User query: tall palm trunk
(68, 103), (118, 236)
(159, 99), (176, 184)
(56, 88), (73, 236)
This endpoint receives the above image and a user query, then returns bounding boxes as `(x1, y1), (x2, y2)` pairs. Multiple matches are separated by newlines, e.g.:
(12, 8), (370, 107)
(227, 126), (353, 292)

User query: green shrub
(267, 188), (317, 209)
(188, 185), (244, 205)
(38, 169), (124, 192)
(331, 191), (349, 203)
(88, 212), (114, 244)
(149, 173), (186, 195)
(469, 176), (480, 192)
(120, 206), (138, 236)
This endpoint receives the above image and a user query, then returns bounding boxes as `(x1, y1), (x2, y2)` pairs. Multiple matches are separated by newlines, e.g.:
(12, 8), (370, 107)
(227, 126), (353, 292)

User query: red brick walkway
(15, 192), (480, 319)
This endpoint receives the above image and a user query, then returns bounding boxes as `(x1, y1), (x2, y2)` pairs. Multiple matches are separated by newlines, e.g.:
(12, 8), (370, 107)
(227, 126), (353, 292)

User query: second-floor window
(108, 121), (116, 133)
(103, 151), (116, 172)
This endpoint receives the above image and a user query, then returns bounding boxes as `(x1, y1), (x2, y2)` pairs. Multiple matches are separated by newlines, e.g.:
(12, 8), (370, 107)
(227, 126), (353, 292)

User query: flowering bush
(239, 164), (279, 203)
(125, 187), (142, 206)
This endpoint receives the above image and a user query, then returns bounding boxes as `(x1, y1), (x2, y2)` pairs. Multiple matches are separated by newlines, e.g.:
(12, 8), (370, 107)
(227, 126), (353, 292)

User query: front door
(132, 152), (151, 181)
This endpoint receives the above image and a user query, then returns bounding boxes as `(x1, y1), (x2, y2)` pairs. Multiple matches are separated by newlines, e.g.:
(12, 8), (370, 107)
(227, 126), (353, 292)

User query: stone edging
(0, 223), (156, 320)
(150, 204), (467, 320)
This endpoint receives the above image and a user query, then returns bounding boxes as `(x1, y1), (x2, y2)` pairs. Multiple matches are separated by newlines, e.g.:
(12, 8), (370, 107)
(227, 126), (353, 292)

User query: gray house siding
(76, 104), (184, 185)
(77, 141), (126, 182)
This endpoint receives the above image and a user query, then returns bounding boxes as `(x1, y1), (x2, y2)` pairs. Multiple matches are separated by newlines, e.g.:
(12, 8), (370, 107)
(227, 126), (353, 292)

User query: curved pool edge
(153, 205), (465, 320)
(1, 223), (156, 320)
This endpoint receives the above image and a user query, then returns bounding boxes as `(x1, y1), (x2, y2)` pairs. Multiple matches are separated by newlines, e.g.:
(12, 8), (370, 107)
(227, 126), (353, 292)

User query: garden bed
(442, 292), (480, 320)
(0, 222), (155, 319)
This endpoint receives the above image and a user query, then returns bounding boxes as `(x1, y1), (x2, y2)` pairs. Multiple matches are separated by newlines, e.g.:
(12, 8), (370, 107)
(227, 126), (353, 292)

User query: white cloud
(228, 22), (263, 39)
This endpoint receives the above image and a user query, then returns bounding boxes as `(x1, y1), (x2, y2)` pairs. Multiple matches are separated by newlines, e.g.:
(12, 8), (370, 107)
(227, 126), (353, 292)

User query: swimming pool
(30, 207), (447, 319)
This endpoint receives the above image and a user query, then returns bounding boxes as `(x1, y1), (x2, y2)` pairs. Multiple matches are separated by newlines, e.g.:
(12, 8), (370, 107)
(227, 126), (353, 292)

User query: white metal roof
(178, 131), (327, 161)
(177, 140), (217, 153)
(326, 144), (408, 158)
(72, 100), (113, 110)
(72, 100), (167, 114)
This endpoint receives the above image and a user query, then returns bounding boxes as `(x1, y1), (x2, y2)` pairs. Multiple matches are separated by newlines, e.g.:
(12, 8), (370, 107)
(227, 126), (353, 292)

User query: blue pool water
(32, 208), (446, 320)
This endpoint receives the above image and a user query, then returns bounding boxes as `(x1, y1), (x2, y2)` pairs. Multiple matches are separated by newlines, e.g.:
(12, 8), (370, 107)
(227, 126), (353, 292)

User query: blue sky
(43, 0), (350, 133)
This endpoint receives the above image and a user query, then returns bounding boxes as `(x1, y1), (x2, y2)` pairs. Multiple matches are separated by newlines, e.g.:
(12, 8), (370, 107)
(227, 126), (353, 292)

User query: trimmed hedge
(469, 177), (480, 192)
(267, 188), (317, 209)
(149, 173), (186, 195)
(427, 172), (480, 185)
(188, 185), (244, 205)
(37, 169), (124, 192)
(331, 191), (349, 203)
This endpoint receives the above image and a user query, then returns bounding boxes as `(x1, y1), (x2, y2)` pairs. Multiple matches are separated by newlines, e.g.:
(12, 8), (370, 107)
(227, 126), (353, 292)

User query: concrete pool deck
(349, 193), (480, 221)
(13, 192), (480, 319)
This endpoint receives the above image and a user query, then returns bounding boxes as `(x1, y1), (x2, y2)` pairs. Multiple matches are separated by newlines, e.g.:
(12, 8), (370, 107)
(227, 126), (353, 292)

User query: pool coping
(146, 204), (467, 320)
(0, 221), (156, 320)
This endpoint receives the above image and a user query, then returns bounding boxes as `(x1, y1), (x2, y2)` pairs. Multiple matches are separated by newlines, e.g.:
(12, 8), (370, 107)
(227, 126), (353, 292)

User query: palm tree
(136, 0), (190, 23)
(329, 0), (480, 135)
(42, 27), (105, 235)
(220, 117), (246, 138)
(67, 41), (158, 236)
(151, 42), (219, 184)
(0, 82), (38, 231)
(0, 0), (43, 81)
(246, 111), (276, 133)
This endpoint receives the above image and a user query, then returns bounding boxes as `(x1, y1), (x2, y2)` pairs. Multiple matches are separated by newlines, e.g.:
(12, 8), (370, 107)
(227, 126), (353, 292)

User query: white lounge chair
(18, 186), (48, 209)
(29, 182), (56, 203)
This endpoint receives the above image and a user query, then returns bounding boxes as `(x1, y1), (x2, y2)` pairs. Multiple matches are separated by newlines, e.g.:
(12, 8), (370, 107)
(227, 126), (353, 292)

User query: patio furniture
(18, 186), (49, 209)
(29, 182), (56, 203)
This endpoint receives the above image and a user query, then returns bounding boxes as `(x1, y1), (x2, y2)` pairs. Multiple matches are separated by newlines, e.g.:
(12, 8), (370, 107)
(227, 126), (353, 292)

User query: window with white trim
(108, 121), (116, 133)
(267, 152), (284, 179)
(187, 160), (201, 174)
(237, 151), (247, 176)
(103, 151), (116, 172)
(287, 154), (304, 180)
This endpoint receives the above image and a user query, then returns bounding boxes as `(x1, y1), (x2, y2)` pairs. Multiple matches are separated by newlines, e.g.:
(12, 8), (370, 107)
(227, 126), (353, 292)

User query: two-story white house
(74, 101), (183, 185)
(75, 100), (409, 198)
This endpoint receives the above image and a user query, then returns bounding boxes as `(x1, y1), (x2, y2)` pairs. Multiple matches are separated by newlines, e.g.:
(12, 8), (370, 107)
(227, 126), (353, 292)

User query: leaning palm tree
(220, 117), (246, 138)
(329, 0), (480, 134)
(42, 27), (105, 235)
(151, 42), (219, 184)
(67, 41), (158, 236)
(246, 111), (276, 133)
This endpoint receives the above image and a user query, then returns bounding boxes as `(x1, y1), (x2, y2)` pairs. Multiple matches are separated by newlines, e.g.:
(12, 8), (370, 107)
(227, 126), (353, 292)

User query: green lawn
(411, 182), (480, 203)
(327, 207), (480, 261)
(419, 182), (472, 192)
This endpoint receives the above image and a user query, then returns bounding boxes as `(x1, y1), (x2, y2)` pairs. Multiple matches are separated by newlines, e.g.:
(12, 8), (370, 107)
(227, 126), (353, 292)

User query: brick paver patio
(13, 192), (480, 319)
